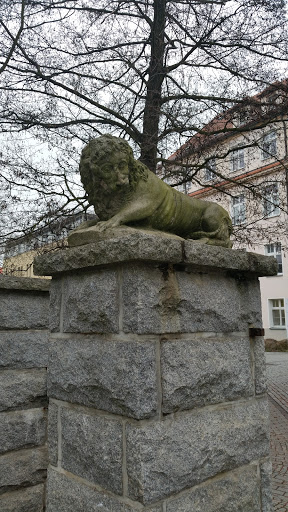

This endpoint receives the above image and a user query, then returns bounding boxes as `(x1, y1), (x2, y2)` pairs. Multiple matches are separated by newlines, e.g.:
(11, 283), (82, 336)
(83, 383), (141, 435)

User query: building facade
(169, 81), (288, 341)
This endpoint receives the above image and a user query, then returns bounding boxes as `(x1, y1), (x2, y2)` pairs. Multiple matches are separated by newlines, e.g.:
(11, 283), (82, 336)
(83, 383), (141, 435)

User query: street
(266, 352), (288, 511)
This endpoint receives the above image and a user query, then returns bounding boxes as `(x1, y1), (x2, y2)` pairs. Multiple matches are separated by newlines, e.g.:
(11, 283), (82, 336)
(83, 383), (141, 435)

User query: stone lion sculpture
(69, 134), (233, 248)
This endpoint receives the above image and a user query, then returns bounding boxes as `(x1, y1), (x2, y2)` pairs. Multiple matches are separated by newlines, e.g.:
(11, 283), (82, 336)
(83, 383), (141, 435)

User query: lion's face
(80, 145), (134, 221)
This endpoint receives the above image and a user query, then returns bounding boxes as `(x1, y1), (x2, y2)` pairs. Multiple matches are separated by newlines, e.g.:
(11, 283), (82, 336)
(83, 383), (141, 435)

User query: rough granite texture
(0, 331), (49, 369)
(0, 278), (49, 509)
(0, 447), (47, 494)
(46, 468), (162, 512)
(33, 232), (277, 277)
(0, 484), (45, 512)
(0, 369), (47, 412)
(0, 276), (49, 292)
(47, 402), (58, 467)
(36, 232), (273, 510)
(165, 464), (261, 511)
(254, 337), (268, 395)
(48, 336), (157, 418)
(0, 290), (49, 330)
(161, 335), (254, 413)
(260, 458), (273, 512)
(126, 398), (270, 504)
(61, 406), (123, 495)
(58, 269), (119, 333)
(122, 262), (261, 334)
(0, 409), (46, 455)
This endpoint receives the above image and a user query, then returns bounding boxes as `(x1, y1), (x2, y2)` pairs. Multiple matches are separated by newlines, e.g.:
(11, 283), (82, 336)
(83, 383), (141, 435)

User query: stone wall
(34, 232), (277, 512)
(0, 276), (50, 511)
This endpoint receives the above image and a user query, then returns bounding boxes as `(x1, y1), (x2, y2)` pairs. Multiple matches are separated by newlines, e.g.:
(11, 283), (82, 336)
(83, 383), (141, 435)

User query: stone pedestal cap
(0, 275), (50, 291)
(33, 228), (277, 277)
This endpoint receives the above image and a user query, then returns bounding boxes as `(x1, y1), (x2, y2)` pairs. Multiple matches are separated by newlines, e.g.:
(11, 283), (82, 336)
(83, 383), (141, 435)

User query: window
(265, 242), (283, 274)
(263, 183), (280, 217)
(231, 148), (244, 172)
(231, 195), (245, 225)
(204, 158), (216, 181)
(261, 131), (277, 160)
(269, 299), (286, 328)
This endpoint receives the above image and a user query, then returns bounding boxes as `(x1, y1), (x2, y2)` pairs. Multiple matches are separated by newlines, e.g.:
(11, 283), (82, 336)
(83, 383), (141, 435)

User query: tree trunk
(140, 0), (166, 172)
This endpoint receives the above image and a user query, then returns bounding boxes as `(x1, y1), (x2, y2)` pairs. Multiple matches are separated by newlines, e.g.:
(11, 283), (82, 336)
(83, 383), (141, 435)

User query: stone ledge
(33, 229), (277, 277)
(0, 275), (50, 292)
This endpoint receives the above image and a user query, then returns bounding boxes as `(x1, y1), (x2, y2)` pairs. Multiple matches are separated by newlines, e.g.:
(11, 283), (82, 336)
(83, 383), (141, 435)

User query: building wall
(185, 115), (288, 341)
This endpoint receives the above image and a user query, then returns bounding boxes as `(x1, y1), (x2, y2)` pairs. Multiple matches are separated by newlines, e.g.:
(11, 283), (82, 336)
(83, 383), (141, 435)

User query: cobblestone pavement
(266, 353), (288, 511)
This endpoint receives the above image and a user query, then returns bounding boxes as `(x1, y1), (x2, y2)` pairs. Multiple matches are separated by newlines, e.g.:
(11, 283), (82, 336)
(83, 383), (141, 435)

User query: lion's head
(79, 134), (148, 220)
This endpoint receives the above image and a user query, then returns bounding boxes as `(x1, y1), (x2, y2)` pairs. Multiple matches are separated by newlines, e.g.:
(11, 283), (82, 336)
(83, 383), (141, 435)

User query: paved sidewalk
(266, 353), (288, 511)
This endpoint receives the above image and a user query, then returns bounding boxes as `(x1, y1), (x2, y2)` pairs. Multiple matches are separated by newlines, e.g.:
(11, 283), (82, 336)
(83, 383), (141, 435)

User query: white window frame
(265, 242), (283, 275)
(231, 194), (246, 226)
(263, 183), (280, 217)
(261, 131), (277, 160)
(268, 298), (286, 329)
(230, 148), (244, 172)
(204, 158), (216, 181)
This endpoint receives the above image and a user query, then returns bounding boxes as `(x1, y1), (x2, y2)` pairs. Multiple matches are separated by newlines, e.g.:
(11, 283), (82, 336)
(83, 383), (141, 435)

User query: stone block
(0, 290), (49, 330)
(126, 398), (270, 504)
(175, 271), (261, 333)
(61, 270), (119, 333)
(46, 468), (161, 511)
(0, 447), (47, 494)
(254, 337), (267, 394)
(183, 241), (278, 276)
(49, 280), (62, 333)
(122, 263), (261, 334)
(165, 464), (261, 511)
(161, 335), (253, 413)
(0, 409), (46, 455)
(48, 336), (157, 419)
(260, 458), (273, 512)
(48, 402), (58, 467)
(0, 331), (49, 369)
(61, 407), (123, 495)
(0, 484), (44, 512)
(0, 369), (47, 411)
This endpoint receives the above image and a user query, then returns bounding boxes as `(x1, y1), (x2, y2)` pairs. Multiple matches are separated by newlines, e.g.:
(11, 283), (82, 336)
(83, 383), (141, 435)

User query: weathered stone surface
(122, 263), (261, 334)
(126, 398), (270, 504)
(254, 337), (267, 394)
(61, 407), (123, 494)
(260, 458), (273, 512)
(0, 276), (50, 292)
(34, 232), (277, 278)
(48, 336), (157, 418)
(46, 468), (161, 511)
(48, 402), (58, 467)
(165, 464), (260, 511)
(0, 409), (46, 454)
(161, 336), (253, 413)
(35, 231), (183, 276)
(0, 290), (49, 330)
(61, 270), (119, 333)
(0, 484), (44, 512)
(184, 240), (278, 277)
(0, 447), (47, 493)
(49, 280), (62, 333)
(0, 331), (49, 369)
(175, 271), (262, 333)
(0, 369), (47, 411)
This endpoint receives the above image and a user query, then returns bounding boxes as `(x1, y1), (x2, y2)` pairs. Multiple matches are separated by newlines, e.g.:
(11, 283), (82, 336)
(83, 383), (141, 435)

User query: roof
(168, 79), (288, 163)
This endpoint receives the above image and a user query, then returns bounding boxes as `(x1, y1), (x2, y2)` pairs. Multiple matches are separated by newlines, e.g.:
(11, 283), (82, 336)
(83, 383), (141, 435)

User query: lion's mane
(79, 134), (148, 220)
